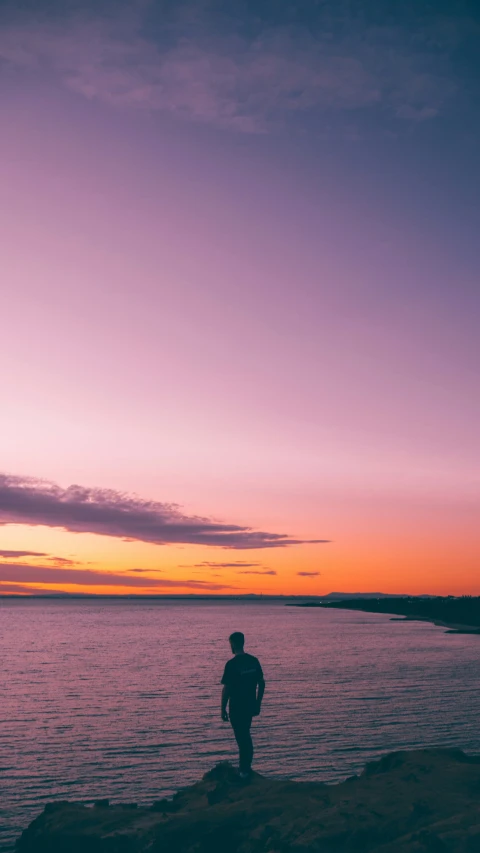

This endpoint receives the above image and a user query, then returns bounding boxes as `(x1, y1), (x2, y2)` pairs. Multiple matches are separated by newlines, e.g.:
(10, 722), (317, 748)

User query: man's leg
(230, 714), (254, 774)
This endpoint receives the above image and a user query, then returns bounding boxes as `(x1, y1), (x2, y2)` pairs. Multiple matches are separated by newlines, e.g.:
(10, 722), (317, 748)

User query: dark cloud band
(0, 473), (326, 549)
(0, 549), (47, 558)
(0, 562), (235, 590)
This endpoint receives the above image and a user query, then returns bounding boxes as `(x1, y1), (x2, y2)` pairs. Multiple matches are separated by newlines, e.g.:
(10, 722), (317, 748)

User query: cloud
(0, 562), (235, 590)
(46, 556), (77, 566)
(191, 561), (266, 568)
(238, 569), (277, 575)
(0, 548), (79, 565)
(0, 583), (67, 595)
(0, 3), (458, 132)
(123, 567), (161, 573)
(0, 549), (47, 558)
(297, 571), (321, 577)
(0, 473), (325, 549)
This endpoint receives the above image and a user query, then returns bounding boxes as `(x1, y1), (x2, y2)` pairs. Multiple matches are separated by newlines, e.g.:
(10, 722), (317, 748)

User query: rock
(15, 749), (480, 853)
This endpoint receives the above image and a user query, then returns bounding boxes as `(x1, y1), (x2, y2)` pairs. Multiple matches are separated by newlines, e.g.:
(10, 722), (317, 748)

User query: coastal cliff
(16, 748), (480, 852)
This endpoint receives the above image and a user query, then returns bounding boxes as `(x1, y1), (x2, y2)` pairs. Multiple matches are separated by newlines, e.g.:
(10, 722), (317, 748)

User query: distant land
(1, 591), (429, 600)
(1, 592), (335, 600)
(311, 592), (436, 601)
(0, 593), (296, 600)
(293, 596), (480, 634)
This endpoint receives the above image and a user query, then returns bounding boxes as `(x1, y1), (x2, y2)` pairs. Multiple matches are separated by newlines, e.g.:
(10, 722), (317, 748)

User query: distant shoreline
(292, 598), (480, 635)
(388, 614), (480, 635)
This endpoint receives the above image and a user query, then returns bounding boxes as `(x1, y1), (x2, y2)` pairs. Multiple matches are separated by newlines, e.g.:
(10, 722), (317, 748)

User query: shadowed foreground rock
(16, 749), (480, 853)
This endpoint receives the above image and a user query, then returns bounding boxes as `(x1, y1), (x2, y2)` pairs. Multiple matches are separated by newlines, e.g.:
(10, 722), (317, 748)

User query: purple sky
(0, 0), (479, 594)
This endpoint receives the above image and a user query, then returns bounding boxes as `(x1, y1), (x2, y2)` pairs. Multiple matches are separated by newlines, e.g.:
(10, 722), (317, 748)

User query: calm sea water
(2, 599), (480, 849)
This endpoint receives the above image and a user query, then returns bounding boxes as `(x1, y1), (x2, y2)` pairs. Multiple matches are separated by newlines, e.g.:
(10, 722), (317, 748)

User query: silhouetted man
(221, 631), (265, 778)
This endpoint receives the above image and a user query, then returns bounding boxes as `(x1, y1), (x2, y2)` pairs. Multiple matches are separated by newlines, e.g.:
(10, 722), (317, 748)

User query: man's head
(229, 631), (245, 654)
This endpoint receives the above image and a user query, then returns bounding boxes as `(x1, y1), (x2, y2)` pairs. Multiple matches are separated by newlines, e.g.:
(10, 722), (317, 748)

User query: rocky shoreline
(16, 748), (480, 852)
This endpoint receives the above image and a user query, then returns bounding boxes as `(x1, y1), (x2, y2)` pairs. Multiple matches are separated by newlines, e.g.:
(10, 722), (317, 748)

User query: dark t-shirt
(221, 653), (264, 716)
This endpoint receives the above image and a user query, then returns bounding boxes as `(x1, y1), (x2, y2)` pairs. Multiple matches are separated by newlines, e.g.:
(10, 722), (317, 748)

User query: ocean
(2, 598), (480, 849)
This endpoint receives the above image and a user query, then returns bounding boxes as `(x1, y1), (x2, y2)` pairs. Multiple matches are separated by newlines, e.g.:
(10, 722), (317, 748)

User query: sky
(0, 0), (479, 596)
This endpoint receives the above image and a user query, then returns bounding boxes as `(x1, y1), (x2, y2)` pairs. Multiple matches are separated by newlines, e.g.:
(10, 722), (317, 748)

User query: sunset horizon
(0, 466), (477, 597)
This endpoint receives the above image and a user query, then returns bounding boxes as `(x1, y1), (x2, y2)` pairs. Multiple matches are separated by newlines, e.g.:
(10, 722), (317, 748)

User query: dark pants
(230, 712), (253, 773)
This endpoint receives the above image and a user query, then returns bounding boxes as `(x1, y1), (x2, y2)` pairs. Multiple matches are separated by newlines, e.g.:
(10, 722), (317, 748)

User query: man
(221, 631), (265, 778)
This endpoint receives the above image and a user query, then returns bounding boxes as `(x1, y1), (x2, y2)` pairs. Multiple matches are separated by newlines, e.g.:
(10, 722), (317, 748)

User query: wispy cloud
(0, 2), (459, 132)
(238, 569), (277, 575)
(123, 567), (161, 573)
(297, 571), (321, 577)
(0, 549), (79, 565)
(0, 562), (235, 590)
(0, 473), (325, 549)
(46, 556), (78, 566)
(191, 561), (266, 568)
(0, 549), (48, 558)
(0, 583), (67, 595)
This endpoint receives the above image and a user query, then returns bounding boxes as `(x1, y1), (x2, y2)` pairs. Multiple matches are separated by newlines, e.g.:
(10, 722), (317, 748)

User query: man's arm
(254, 666), (266, 716)
(221, 685), (230, 721)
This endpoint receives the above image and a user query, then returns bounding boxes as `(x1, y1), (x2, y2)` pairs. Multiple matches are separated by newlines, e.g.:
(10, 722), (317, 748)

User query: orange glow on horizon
(0, 521), (479, 598)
